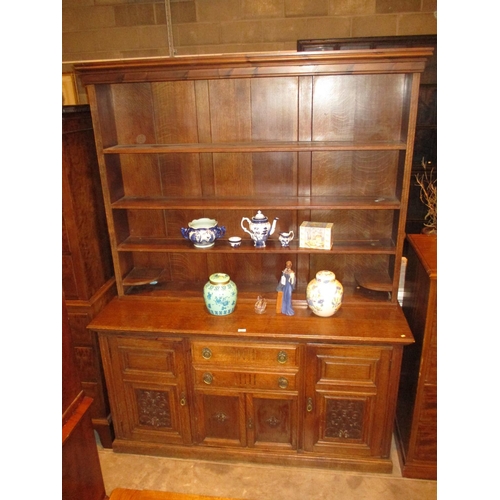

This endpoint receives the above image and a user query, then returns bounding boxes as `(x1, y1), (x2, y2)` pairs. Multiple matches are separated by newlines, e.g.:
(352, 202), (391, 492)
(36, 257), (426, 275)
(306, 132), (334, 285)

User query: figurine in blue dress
(276, 260), (296, 315)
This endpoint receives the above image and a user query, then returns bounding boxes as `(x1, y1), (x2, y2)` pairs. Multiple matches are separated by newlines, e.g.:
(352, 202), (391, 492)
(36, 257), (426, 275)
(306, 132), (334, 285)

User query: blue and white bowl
(181, 218), (226, 248)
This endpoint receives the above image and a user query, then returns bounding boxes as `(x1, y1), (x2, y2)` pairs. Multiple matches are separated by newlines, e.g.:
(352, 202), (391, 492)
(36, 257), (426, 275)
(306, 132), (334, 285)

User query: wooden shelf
(111, 196), (401, 210)
(116, 237), (396, 254)
(103, 141), (407, 154)
(355, 271), (393, 292)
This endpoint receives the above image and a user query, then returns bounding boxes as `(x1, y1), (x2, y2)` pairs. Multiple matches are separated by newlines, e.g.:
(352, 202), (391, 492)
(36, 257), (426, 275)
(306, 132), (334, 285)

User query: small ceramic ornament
(254, 295), (267, 314)
(279, 231), (294, 247)
(241, 210), (278, 247)
(203, 273), (237, 315)
(306, 270), (343, 317)
(276, 261), (295, 315)
(181, 218), (225, 248)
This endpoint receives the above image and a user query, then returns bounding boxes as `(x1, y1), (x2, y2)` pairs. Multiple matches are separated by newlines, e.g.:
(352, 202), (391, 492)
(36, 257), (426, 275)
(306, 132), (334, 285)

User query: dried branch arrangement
(415, 158), (437, 231)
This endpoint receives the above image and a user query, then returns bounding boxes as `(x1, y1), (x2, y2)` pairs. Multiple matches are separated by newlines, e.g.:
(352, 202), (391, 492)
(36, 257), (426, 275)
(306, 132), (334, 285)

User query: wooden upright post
(276, 291), (283, 313)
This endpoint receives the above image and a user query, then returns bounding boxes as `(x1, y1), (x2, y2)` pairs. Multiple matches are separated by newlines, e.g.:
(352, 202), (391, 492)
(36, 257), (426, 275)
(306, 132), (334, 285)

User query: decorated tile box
(299, 222), (334, 250)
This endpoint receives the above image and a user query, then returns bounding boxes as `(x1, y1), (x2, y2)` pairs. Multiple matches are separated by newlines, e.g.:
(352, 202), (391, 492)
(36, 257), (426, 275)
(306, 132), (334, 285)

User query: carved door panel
(193, 392), (247, 447)
(246, 393), (298, 450)
(193, 391), (298, 450)
(303, 344), (393, 458)
(100, 334), (192, 445)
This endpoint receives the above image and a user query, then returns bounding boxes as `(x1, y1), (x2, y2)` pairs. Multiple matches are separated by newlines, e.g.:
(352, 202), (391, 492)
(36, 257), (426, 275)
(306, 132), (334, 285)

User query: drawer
(114, 336), (183, 378)
(308, 345), (391, 387)
(191, 341), (299, 368)
(193, 368), (298, 391)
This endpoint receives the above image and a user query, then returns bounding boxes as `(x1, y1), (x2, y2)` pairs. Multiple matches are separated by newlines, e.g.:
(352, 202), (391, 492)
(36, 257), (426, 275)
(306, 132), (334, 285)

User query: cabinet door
(304, 344), (394, 458)
(193, 392), (247, 447)
(247, 393), (298, 450)
(100, 335), (192, 445)
(192, 391), (298, 450)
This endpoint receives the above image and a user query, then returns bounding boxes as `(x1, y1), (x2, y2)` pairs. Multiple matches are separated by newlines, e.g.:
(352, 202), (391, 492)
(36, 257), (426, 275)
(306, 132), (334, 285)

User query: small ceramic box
(299, 222), (334, 250)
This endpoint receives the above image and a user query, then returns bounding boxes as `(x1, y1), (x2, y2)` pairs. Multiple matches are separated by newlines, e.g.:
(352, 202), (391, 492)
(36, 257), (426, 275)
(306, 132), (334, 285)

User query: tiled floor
(97, 437), (437, 500)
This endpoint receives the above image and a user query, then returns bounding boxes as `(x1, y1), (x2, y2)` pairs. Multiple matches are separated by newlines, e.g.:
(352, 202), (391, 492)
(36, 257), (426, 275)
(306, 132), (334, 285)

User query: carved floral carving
(211, 412), (229, 423)
(136, 389), (171, 428)
(325, 399), (364, 439)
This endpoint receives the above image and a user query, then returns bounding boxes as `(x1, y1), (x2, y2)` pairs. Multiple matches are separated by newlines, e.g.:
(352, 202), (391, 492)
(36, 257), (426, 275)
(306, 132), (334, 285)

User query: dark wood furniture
(76, 48), (432, 473)
(63, 296), (107, 500)
(395, 234), (437, 479)
(297, 36), (437, 234)
(63, 105), (116, 447)
(93, 298), (412, 473)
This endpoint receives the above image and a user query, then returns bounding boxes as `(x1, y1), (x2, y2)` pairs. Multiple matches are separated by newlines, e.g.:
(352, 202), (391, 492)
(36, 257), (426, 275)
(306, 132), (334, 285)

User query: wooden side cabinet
(395, 234), (437, 479)
(63, 296), (107, 500)
(62, 105), (116, 447)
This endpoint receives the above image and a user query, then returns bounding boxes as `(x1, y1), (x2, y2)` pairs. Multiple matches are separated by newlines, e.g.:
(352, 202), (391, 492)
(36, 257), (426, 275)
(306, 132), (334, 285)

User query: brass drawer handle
(306, 397), (313, 412)
(202, 347), (212, 360)
(203, 372), (213, 385)
(278, 377), (288, 389)
(277, 350), (288, 364)
(180, 392), (187, 407)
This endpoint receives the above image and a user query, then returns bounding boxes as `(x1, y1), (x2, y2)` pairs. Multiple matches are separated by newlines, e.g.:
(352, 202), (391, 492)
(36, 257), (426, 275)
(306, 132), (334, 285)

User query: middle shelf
(117, 237), (396, 254)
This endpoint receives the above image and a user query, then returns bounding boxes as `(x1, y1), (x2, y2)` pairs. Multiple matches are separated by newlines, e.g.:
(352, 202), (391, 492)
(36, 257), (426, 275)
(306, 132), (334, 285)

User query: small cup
(228, 236), (242, 248)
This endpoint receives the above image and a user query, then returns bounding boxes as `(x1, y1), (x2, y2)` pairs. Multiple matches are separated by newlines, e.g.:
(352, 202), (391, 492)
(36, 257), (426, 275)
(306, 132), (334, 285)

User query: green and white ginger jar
(203, 273), (237, 315)
(306, 270), (343, 317)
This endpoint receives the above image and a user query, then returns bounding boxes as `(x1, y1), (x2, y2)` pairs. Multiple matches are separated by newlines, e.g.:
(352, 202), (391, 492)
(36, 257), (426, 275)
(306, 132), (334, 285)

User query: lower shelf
(121, 271), (394, 304)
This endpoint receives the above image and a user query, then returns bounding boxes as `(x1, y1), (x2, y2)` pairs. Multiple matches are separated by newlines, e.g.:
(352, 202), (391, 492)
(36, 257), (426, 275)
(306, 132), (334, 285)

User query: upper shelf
(103, 141), (408, 154)
(111, 195), (401, 210)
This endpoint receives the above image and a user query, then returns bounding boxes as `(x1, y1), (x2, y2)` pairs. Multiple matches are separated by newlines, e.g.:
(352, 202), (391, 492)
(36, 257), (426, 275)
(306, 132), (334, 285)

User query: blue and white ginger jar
(203, 273), (237, 316)
(306, 270), (343, 317)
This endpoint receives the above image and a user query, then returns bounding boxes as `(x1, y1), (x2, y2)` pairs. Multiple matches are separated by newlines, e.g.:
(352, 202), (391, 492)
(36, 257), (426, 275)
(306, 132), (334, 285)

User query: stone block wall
(62, 0), (437, 102)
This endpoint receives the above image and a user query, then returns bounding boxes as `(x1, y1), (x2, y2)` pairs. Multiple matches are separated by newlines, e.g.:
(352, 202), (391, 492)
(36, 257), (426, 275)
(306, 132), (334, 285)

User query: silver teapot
(241, 210), (278, 248)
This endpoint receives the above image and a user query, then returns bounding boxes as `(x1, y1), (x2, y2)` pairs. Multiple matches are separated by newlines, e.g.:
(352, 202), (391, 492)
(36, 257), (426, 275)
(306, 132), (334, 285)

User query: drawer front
(114, 336), (183, 380)
(191, 341), (299, 368)
(309, 345), (392, 388)
(193, 368), (297, 391)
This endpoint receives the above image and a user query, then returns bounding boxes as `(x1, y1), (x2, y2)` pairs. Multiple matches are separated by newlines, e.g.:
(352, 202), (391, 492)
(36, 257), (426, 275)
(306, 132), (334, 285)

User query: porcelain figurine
(241, 210), (278, 248)
(276, 260), (295, 315)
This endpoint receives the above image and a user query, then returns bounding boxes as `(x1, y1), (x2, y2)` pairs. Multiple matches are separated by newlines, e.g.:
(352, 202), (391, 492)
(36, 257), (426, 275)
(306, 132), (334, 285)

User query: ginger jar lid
(316, 270), (336, 283)
(208, 273), (231, 285)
